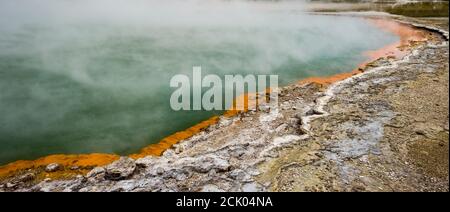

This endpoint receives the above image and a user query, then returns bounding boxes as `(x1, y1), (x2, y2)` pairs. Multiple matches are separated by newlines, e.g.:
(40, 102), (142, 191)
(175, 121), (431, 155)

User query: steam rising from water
(0, 0), (397, 164)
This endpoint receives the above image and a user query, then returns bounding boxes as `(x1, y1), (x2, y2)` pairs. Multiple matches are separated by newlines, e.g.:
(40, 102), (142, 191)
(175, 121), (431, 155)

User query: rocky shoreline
(1, 13), (448, 192)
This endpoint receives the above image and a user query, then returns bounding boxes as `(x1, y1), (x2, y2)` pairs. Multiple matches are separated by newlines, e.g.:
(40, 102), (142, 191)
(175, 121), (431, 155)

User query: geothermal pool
(0, 1), (398, 165)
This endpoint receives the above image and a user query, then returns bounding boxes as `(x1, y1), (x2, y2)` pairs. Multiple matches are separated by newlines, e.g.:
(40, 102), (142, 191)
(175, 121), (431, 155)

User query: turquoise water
(0, 2), (398, 165)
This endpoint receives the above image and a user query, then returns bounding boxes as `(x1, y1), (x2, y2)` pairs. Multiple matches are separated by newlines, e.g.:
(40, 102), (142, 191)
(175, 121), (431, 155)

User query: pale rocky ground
(0, 14), (448, 192)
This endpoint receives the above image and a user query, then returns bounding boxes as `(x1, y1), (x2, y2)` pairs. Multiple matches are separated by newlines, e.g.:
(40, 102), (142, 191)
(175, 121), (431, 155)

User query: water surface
(0, 0), (398, 165)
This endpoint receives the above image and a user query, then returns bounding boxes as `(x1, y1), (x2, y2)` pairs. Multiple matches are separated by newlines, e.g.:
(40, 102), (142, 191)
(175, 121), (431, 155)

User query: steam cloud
(0, 0), (397, 164)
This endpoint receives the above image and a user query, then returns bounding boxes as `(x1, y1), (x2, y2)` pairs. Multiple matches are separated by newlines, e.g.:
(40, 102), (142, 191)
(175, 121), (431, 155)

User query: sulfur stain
(0, 153), (119, 180)
(129, 116), (221, 159)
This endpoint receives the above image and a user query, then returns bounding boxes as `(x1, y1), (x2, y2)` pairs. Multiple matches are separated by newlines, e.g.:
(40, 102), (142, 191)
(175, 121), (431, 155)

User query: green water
(0, 5), (398, 165)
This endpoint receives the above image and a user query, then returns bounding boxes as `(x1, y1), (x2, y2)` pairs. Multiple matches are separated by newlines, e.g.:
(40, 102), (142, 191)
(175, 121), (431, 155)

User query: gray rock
(45, 163), (62, 172)
(109, 180), (137, 192)
(241, 182), (262, 192)
(86, 167), (105, 178)
(201, 184), (225, 192)
(138, 178), (166, 192)
(104, 157), (136, 181)
(6, 182), (17, 189)
(229, 147), (246, 158)
(61, 178), (86, 192)
(171, 169), (190, 181)
(294, 113), (303, 119)
(162, 150), (177, 159)
(192, 155), (230, 173)
(305, 109), (315, 116)
(313, 109), (324, 115)
(275, 123), (289, 132)
(155, 167), (165, 175)
(86, 167), (106, 183)
(135, 156), (157, 168)
(18, 173), (36, 182)
(219, 117), (232, 127)
(229, 169), (253, 182)
(288, 118), (301, 127)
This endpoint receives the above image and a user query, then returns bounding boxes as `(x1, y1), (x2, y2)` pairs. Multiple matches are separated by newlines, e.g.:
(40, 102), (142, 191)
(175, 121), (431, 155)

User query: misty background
(0, 0), (398, 164)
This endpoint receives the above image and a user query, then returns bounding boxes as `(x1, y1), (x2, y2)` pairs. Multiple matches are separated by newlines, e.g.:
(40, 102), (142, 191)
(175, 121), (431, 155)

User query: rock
(229, 147), (246, 158)
(305, 109), (315, 116)
(288, 118), (301, 127)
(45, 163), (62, 172)
(136, 178), (166, 192)
(87, 167), (105, 178)
(62, 178), (86, 192)
(104, 157), (136, 181)
(241, 182), (262, 192)
(201, 184), (225, 192)
(18, 173), (35, 182)
(78, 186), (102, 192)
(314, 109), (324, 115)
(135, 156), (157, 168)
(109, 180), (137, 192)
(313, 109), (324, 115)
(75, 175), (85, 180)
(192, 155), (230, 173)
(207, 169), (217, 177)
(218, 117), (232, 127)
(305, 109), (324, 116)
(162, 167), (190, 181)
(275, 123), (289, 133)
(351, 185), (366, 192)
(280, 102), (290, 110)
(258, 104), (271, 113)
(229, 169), (253, 182)
(247, 168), (261, 176)
(33, 178), (86, 192)
(174, 145), (185, 154)
(6, 182), (17, 189)
(294, 113), (303, 119)
(86, 167), (106, 182)
(229, 169), (245, 180)
(162, 150), (177, 159)
(155, 167), (165, 175)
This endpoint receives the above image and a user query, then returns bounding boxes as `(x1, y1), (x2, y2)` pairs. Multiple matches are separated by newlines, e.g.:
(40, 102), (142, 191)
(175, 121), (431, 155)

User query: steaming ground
(0, 0), (398, 165)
